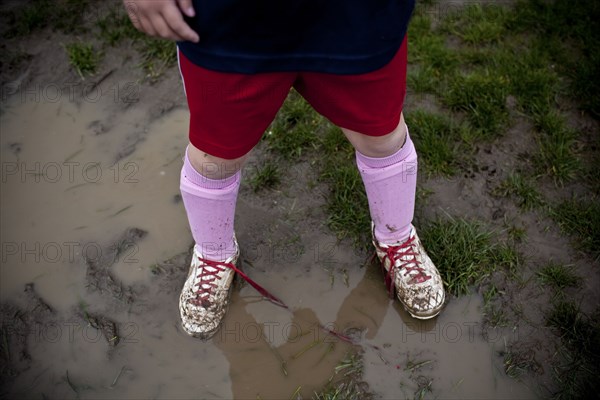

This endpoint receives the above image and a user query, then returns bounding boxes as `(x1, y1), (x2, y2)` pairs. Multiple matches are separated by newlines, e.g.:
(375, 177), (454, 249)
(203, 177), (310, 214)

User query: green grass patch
(95, 6), (175, 81)
(500, 345), (541, 379)
(492, 173), (543, 210)
(537, 262), (581, 291)
(442, 71), (509, 138)
(545, 300), (600, 399)
(317, 124), (371, 246)
(50, 0), (90, 34)
(504, 44), (560, 115)
(314, 352), (371, 400)
(506, 225), (527, 243)
(482, 284), (509, 328)
(137, 37), (177, 82)
(319, 124), (354, 159)
(64, 42), (101, 78)
(2, 0), (53, 37)
(96, 7), (143, 46)
(409, 34), (458, 76)
(493, 243), (523, 278)
(2, 0), (90, 37)
(511, 0), (600, 118)
(532, 111), (580, 184)
(419, 217), (519, 296)
(551, 197), (600, 260)
(407, 64), (438, 94)
(320, 163), (370, 247)
(408, 12), (458, 77)
(265, 91), (321, 160)
(247, 160), (281, 192)
(405, 110), (463, 176)
(441, 3), (512, 44)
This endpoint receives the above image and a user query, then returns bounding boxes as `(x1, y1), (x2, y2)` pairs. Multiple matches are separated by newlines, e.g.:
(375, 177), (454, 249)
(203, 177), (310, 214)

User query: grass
(532, 111), (580, 185)
(441, 3), (512, 45)
(493, 243), (523, 278)
(96, 6), (143, 46)
(492, 173), (543, 210)
(511, 0), (600, 118)
(96, 5), (175, 81)
(317, 123), (370, 246)
(545, 301), (600, 399)
(413, 376), (433, 400)
(404, 110), (463, 177)
(2, 0), (599, 397)
(313, 352), (371, 400)
(506, 225), (527, 243)
(407, 65), (438, 94)
(320, 163), (370, 247)
(65, 42), (102, 78)
(408, 10), (458, 77)
(551, 197), (600, 260)
(137, 37), (178, 82)
(482, 284), (509, 328)
(442, 71), (510, 138)
(1, 0), (90, 37)
(248, 160), (281, 192)
(265, 91), (321, 160)
(537, 262), (581, 291)
(419, 216), (520, 296)
(500, 345), (541, 379)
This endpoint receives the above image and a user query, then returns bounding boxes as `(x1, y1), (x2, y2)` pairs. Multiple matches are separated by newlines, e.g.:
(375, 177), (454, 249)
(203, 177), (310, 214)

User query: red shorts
(178, 37), (407, 159)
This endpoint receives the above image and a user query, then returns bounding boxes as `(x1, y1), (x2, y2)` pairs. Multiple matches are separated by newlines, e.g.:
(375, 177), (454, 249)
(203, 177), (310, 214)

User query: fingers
(162, 5), (200, 42)
(138, 16), (156, 37)
(123, 0), (199, 43)
(176, 0), (196, 17)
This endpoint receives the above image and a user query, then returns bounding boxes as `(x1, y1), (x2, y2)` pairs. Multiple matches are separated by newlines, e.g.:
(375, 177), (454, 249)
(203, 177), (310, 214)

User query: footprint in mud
(0, 283), (56, 388)
(84, 227), (148, 304)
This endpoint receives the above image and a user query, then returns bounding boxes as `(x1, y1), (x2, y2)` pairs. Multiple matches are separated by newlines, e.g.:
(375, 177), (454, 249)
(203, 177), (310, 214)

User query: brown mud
(1, 1), (599, 399)
(1, 97), (537, 399)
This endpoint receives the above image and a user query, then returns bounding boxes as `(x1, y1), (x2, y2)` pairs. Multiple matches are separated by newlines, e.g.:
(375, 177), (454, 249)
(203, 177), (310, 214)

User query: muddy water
(1, 96), (537, 399)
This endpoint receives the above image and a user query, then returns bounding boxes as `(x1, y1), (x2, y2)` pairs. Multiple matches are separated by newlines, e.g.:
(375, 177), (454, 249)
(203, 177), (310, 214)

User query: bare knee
(187, 143), (249, 180)
(342, 113), (407, 158)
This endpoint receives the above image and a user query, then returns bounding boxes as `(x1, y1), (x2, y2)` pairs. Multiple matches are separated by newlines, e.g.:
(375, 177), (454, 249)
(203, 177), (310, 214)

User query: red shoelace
(380, 235), (431, 299)
(192, 256), (287, 309)
(190, 255), (355, 344)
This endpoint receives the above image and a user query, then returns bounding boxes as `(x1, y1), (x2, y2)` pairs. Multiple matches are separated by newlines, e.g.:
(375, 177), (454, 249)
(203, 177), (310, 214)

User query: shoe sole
(398, 292), (445, 320)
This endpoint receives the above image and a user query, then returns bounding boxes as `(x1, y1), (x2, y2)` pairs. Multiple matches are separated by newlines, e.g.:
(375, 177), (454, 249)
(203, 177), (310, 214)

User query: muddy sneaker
(372, 224), (445, 319)
(179, 240), (239, 339)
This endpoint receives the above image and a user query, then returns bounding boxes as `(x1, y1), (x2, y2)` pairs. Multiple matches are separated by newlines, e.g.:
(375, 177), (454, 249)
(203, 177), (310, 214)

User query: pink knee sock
(356, 130), (418, 244)
(180, 150), (240, 261)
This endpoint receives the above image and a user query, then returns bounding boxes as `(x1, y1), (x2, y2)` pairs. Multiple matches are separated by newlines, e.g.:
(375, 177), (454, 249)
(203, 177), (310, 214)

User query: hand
(123, 0), (200, 42)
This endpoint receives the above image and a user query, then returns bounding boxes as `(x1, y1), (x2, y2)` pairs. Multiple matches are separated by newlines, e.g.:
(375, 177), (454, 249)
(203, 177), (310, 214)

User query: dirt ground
(1, 0), (599, 399)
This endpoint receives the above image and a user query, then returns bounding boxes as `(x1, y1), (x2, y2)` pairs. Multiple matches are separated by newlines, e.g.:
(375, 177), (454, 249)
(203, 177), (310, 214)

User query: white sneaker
(179, 238), (239, 339)
(372, 223), (445, 319)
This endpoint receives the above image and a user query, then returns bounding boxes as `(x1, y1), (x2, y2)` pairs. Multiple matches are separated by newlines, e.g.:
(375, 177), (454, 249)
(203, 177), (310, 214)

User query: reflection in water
(1, 97), (536, 399)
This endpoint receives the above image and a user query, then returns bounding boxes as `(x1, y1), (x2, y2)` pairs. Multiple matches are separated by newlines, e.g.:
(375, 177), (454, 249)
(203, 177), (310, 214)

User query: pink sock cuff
(183, 150), (240, 189)
(355, 130), (414, 169)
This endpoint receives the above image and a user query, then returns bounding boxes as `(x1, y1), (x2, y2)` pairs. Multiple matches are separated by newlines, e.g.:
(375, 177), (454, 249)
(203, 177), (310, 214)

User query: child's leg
(180, 144), (247, 262)
(294, 37), (445, 319)
(177, 47), (294, 263)
(342, 114), (415, 244)
(344, 120), (444, 319)
(177, 48), (295, 338)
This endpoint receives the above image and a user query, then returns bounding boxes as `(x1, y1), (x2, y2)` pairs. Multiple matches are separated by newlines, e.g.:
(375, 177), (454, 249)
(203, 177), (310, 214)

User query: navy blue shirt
(177, 0), (415, 74)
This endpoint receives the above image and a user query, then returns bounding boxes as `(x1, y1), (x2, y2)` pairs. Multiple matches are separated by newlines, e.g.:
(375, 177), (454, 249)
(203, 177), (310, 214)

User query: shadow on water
(1, 98), (536, 398)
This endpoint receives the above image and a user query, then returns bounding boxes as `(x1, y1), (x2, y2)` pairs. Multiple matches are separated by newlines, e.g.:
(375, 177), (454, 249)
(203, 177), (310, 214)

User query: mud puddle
(1, 97), (536, 398)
